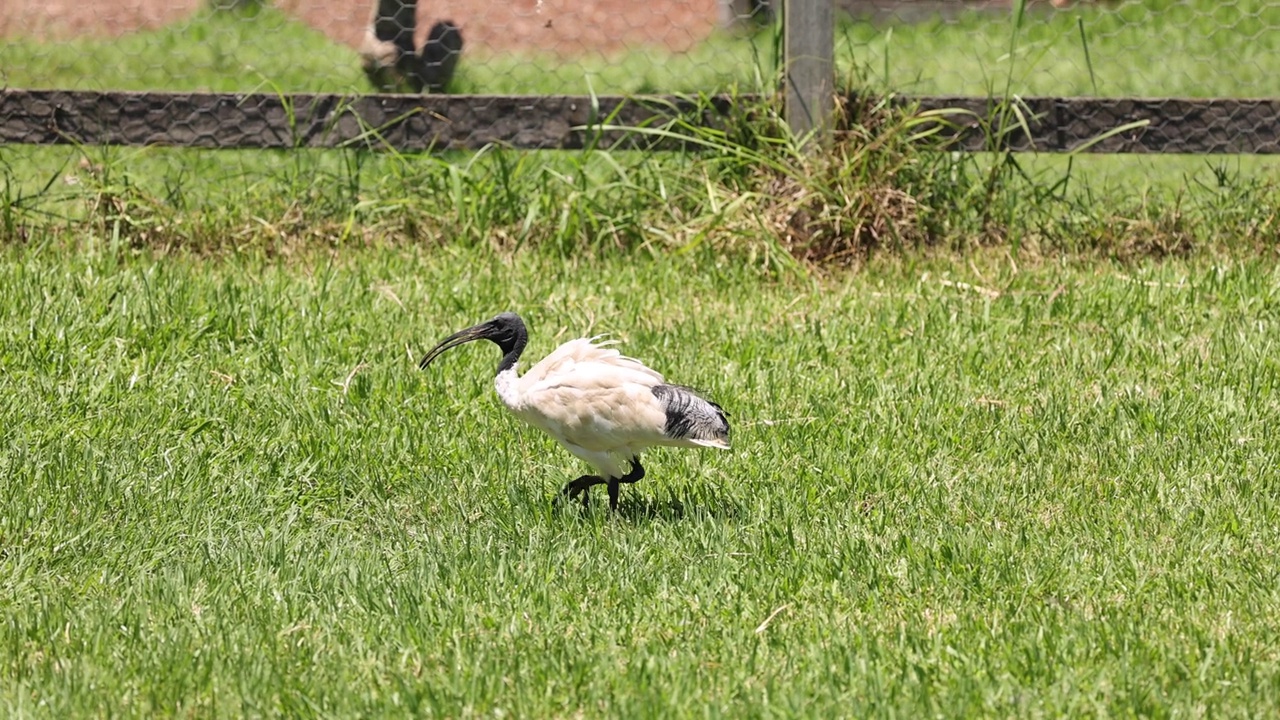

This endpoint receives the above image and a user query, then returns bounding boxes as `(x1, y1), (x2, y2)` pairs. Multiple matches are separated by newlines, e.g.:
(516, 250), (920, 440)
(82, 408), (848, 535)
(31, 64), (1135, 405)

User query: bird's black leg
(606, 458), (646, 512)
(559, 474), (605, 508)
(619, 457), (646, 485)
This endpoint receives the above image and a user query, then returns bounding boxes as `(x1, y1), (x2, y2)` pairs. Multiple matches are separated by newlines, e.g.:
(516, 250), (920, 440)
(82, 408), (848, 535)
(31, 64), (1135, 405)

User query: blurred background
(4, 0), (1278, 98)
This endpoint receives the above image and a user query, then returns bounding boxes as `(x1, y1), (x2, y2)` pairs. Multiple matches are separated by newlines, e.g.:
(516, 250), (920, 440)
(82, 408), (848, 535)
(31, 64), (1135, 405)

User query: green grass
(0, 7), (370, 94)
(842, 0), (1280, 97)
(4, 1), (1280, 714)
(3, 243), (1280, 716)
(1, 5), (1279, 715)
(5, 112), (1280, 269)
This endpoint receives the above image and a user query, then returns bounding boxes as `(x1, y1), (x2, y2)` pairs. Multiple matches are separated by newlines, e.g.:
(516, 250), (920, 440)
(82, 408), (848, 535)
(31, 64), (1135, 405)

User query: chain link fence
(1, 0), (1279, 149)
(0, 0), (774, 95)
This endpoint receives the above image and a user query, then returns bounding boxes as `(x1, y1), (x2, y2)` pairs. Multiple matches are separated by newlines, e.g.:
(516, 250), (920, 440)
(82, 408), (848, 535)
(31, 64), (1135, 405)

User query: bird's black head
(419, 312), (529, 374)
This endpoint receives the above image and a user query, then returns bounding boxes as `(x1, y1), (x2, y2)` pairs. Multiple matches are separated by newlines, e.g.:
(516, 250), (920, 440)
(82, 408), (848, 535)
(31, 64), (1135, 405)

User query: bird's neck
(489, 318), (527, 405)
(492, 332), (525, 411)
(493, 330), (527, 375)
(494, 366), (521, 410)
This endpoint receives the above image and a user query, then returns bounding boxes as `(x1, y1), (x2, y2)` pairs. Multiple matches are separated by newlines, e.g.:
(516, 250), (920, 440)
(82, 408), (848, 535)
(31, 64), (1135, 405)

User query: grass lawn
(3, 244), (1280, 716)
(4, 1), (1280, 714)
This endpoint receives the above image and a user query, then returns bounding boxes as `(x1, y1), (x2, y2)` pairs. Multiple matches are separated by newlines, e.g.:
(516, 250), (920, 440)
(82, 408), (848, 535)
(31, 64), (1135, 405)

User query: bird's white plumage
(494, 336), (716, 479)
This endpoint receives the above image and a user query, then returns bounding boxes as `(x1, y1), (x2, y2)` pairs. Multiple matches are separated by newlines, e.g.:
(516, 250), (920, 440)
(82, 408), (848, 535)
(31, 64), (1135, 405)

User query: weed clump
(750, 94), (945, 264)
(657, 92), (982, 267)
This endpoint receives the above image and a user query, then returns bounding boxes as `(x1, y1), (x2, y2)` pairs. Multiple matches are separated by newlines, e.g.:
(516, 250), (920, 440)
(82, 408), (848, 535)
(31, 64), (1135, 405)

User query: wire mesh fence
(0, 0), (773, 95)
(2, 0), (1280, 152)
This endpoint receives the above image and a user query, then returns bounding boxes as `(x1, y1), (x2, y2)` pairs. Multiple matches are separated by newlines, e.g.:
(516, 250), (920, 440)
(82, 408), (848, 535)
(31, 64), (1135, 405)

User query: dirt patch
(0, 0), (724, 55)
(0, 0), (205, 40)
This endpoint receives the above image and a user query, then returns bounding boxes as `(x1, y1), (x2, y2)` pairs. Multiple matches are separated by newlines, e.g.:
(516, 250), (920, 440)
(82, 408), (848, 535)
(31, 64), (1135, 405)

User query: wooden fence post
(783, 0), (834, 146)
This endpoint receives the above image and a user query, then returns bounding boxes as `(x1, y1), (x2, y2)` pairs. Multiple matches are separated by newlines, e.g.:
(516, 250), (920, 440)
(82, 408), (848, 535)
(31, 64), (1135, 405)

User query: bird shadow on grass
(552, 489), (744, 523)
(623, 493), (745, 522)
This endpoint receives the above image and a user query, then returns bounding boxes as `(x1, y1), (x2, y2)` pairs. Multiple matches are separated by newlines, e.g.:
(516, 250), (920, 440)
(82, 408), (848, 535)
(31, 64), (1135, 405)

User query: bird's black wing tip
(655, 383), (730, 416)
(652, 383), (731, 440)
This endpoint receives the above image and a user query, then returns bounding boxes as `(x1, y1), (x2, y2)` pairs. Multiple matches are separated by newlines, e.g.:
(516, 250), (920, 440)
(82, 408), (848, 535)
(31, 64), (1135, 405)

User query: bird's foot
(556, 474), (605, 510)
(555, 464), (643, 513)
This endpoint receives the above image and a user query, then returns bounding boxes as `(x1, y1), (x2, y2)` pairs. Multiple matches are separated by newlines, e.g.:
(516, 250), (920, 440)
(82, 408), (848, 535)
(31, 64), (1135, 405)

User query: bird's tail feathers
(652, 384), (731, 448)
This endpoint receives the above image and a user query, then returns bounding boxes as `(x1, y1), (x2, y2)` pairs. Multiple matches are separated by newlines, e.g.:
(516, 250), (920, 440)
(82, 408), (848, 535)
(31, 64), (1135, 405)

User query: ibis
(418, 312), (730, 510)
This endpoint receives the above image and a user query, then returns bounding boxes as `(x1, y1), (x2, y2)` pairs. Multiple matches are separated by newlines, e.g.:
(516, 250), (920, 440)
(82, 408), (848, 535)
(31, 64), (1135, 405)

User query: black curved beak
(418, 322), (492, 370)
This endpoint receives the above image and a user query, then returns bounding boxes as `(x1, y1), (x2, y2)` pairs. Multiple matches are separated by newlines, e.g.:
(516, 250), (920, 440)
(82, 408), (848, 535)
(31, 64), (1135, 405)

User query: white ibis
(418, 312), (730, 510)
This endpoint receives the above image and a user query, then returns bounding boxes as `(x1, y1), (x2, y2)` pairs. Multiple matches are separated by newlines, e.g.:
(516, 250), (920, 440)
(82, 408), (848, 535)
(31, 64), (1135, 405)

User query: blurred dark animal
(360, 0), (462, 93)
